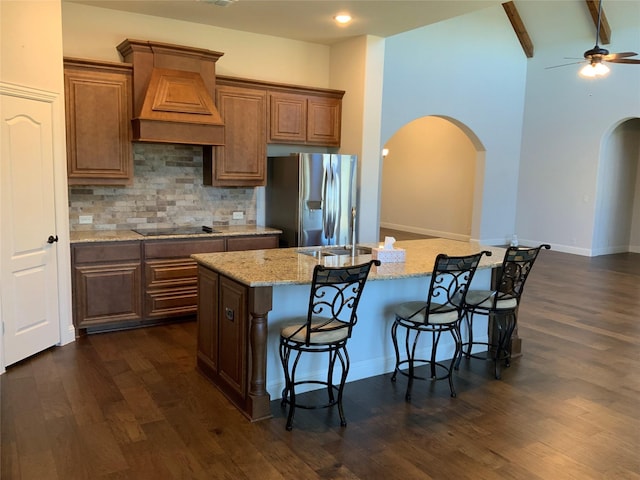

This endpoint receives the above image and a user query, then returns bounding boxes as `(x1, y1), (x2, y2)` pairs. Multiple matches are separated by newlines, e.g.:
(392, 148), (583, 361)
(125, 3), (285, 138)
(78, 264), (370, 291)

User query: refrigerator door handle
(322, 156), (338, 243)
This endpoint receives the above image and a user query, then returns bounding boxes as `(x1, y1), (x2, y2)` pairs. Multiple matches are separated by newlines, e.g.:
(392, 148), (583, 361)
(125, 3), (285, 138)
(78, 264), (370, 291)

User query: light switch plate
(79, 215), (93, 224)
(232, 211), (244, 220)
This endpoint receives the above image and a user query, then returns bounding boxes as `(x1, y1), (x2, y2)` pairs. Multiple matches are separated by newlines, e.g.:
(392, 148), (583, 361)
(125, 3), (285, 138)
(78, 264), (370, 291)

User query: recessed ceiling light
(333, 13), (352, 25)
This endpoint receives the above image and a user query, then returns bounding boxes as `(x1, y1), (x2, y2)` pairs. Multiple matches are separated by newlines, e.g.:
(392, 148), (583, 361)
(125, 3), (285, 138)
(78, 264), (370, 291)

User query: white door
(1, 90), (61, 366)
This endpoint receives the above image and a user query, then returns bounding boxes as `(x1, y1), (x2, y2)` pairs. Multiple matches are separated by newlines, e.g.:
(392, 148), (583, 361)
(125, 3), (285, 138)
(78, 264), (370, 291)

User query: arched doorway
(380, 115), (485, 242)
(592, 117), (640, 255)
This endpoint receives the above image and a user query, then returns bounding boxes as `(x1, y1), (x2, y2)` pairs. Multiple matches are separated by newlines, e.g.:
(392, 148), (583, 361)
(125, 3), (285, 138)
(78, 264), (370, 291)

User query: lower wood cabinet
(143, 238), (225, 320)
(72, 241), (143, 329)
(71, 234), (278, 333)
(217, 275), (248, 399)
(196, 267), (273, 420)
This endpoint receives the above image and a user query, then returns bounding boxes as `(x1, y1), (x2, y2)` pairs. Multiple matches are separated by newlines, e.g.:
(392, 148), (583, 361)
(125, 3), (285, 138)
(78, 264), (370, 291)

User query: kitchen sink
(297, 245), (372, 258)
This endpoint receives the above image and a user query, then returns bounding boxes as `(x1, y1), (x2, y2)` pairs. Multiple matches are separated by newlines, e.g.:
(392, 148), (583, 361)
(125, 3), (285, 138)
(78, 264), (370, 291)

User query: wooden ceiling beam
(502, 1), (534, 58)
(585, 0), (611, 45)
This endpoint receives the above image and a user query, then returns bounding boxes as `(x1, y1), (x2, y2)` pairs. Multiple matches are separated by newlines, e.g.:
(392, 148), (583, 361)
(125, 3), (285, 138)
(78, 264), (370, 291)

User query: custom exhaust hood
(116, 39), (225, 146)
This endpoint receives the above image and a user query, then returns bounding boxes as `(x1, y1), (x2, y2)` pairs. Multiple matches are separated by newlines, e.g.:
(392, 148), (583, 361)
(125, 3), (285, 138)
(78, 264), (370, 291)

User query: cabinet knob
(47, 235), (59, 244)
(225, 307), (235, 321)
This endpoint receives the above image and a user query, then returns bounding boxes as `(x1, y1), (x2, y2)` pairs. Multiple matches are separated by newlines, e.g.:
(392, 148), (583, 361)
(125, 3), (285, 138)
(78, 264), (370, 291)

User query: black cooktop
(133, 226), (218, 236)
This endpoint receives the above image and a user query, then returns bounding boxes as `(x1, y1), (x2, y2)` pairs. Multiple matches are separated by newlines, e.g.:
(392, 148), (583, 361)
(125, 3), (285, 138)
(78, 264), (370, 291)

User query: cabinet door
(64, 59), (133, 185)
(268, 91), (307, 144)
(218, 276), (248, 398)
(73, 262), (142, 328)
(72, 241), (142, 329)
(207, 85), (267, 187)
(197, 267), (219, 376)
(307, 96), (342, 147)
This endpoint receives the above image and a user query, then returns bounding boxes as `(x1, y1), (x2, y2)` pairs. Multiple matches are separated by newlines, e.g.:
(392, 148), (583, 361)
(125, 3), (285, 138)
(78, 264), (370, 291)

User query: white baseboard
(380, 222), (470, 242)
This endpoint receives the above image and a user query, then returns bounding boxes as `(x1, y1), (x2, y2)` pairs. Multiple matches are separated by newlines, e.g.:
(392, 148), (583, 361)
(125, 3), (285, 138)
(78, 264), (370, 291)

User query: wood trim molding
(502, 1), (534, 59)
(585, 0), (611, 45)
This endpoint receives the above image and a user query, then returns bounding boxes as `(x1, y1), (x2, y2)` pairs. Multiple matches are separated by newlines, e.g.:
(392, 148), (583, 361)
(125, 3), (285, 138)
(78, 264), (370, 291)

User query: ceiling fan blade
(545, 61), (586, 70)
(604, 51), (638, 60)
(607, 58), (640, 64)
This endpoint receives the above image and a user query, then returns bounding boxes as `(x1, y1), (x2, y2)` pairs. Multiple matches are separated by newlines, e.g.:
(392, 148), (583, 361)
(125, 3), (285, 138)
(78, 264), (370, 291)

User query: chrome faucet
(351, 207), (357, 257)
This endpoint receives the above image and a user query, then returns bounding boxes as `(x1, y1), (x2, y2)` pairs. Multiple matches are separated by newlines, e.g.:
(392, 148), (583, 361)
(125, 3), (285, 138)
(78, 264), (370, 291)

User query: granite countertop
(191, 238), (506, 287)
(69, 225), (282, 244)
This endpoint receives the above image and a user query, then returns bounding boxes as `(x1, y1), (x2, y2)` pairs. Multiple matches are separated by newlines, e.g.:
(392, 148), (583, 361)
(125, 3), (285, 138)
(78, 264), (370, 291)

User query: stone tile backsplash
(69, 143), (257, 231)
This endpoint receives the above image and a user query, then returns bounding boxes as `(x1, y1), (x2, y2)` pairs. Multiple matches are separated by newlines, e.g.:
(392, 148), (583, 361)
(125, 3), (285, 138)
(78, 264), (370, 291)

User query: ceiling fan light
(580, 62), (610, 78)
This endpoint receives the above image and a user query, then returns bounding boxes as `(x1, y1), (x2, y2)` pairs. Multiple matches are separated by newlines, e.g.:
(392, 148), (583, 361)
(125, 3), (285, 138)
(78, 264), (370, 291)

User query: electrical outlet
(232, 211), (244, 220)
(79, 215), (93, 224)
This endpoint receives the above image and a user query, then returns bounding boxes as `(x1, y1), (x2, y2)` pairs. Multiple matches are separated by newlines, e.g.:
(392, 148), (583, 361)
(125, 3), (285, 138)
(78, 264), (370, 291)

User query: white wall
(592, 120), (639, 254)
(380, 116), (476, 240)
(62, 2), (331, 87)
(0, 0), (74, 364)
(381, 6), (527, 245)
(329, 35), (386, 244)
(516, 0), (640, 255)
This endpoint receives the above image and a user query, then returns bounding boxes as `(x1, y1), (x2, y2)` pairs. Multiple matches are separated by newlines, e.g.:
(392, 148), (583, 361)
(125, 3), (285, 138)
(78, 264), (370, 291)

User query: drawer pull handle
(225, 307), (235, 321)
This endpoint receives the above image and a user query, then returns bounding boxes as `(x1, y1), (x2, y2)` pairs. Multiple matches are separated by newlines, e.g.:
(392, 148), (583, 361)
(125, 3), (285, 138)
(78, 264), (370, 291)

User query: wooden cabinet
(207, 76), (344, 187)
(196, 271), (248, 404)
(226, 235), (278, 252)
(217, 276), (248, 399)
(71, 241), (142, 330)
(64, 58), (133, 185)
(205, 83), (267, 187)
(268, 91), (306, 143)
(268, 91), (342, 147)
(143, 238), (225, 320)
(196, 267), (219, 376)
(71, 234), (278, 333)
(196, 268), (273, 420)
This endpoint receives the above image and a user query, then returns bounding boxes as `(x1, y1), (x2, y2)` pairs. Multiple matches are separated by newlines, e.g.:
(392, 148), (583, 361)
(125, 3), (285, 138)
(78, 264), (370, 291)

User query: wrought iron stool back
(391, 251), (492, 400)
(279, 259), (380, 430)
(457, 244), (550, 378)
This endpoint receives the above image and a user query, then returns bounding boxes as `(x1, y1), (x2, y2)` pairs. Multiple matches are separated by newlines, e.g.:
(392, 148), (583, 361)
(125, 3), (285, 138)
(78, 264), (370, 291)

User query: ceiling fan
(547, 0), (640, 77)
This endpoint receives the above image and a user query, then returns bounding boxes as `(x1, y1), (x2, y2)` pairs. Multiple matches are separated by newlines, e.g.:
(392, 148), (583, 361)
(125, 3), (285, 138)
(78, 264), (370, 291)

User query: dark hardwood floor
(2, 250), (640, 479)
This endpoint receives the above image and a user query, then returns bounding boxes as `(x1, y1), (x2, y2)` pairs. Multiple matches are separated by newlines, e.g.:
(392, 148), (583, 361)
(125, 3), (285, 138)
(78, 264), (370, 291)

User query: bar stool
(391, 251), (491, 400)
(279, 259), (380, 431)
(456, 244), (550, 379)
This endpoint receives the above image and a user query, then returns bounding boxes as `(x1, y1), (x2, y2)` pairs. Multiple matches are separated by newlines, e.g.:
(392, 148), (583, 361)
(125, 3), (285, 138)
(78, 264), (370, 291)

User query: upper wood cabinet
(268, 90), (342, 147)
(205, 82), (267, 187)
(64, 58), (133, 185)
(206, 76), (344, 186)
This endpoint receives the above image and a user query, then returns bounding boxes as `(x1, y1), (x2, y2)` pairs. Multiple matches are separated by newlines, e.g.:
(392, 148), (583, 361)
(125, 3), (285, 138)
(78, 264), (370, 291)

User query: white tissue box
(372, 247), (406, 263)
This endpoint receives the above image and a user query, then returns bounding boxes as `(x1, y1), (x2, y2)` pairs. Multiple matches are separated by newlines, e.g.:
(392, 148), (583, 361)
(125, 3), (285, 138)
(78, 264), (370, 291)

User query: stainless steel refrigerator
(266, 153), (357, 247)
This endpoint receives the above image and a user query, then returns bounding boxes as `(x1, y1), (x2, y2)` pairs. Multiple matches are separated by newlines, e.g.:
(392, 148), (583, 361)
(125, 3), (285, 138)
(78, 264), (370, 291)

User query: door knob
(47, 235), (59, 244)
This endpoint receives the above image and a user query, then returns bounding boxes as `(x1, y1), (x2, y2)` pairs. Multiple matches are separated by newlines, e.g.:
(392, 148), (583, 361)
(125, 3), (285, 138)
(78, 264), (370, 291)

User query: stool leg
(284, 350), (303, 430)
(448, 324), (462, 398)
(336, 346), (350, 427)
(327, 348), (336, 403)
(406, 330), (419, 401)
(390, 320), (400, 382)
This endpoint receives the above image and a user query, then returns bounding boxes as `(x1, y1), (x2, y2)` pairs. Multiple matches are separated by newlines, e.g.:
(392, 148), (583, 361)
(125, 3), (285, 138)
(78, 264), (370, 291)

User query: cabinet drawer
(73, 241), (141, 264)
(144, 238), (225, 258)
(226, 235), (278, 252)
(144, 286), (198, 319)
(145, 259), (198, 288)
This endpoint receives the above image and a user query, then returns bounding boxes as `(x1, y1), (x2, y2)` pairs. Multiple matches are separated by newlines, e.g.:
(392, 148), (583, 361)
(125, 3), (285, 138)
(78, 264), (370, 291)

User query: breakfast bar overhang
(192, 239), (506, 421)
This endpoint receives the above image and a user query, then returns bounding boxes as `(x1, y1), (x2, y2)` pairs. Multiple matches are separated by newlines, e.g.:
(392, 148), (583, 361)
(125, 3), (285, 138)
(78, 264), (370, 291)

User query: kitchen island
(192, 238), (506, 421)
